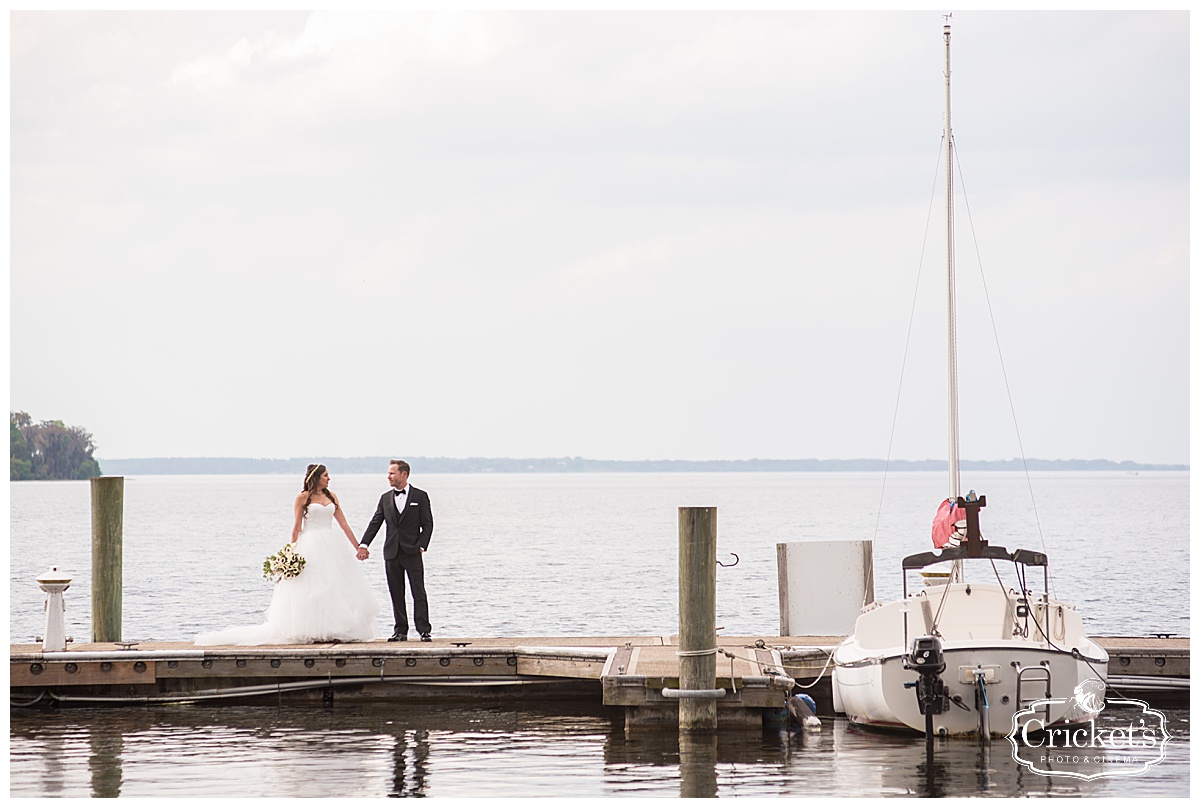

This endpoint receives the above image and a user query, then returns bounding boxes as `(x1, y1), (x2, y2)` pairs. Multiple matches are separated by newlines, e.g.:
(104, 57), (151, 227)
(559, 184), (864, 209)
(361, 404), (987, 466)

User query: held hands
(356, 545), (370, 560)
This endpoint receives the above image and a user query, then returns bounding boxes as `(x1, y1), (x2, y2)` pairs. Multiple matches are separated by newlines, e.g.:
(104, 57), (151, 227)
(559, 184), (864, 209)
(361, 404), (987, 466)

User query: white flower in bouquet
(263, 543), (307, 582)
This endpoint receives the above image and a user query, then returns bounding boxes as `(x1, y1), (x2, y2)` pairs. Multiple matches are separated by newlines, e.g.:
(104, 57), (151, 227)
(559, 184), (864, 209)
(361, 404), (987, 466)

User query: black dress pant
(386, 550), (430, 636)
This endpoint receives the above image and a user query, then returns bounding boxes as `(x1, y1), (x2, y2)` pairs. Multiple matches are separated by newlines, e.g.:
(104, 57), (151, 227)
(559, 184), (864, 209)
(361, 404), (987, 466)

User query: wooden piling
(91, 476), (123, 643)
(678, 506), (717, 732)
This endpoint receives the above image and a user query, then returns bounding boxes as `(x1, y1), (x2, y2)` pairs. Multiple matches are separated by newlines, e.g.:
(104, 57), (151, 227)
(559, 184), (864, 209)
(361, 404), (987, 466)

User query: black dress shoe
(388, 633), (407, 642)
(420, 633), (432, 642)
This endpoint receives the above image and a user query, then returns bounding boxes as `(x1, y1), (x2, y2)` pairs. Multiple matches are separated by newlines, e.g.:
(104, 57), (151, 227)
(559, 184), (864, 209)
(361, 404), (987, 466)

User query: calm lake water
(8, 471), (1191, 797)
(8, 703), (1189, 798)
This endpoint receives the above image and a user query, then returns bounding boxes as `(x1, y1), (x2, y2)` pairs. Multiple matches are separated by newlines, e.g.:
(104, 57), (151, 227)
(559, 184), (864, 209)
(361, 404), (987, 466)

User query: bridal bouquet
(263, 543), (306, 582)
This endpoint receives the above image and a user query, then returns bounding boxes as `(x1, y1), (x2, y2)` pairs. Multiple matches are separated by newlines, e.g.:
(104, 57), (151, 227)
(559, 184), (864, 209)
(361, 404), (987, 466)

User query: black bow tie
(394, 489), (406, 496)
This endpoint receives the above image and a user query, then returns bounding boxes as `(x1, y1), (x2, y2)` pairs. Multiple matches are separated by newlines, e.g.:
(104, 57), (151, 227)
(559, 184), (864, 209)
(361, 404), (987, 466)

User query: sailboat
(830, 23), (1109, 738)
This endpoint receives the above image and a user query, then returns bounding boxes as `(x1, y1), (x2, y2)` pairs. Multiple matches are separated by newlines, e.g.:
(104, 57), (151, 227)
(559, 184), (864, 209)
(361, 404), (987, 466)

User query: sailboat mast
(944, 22), (961, 501)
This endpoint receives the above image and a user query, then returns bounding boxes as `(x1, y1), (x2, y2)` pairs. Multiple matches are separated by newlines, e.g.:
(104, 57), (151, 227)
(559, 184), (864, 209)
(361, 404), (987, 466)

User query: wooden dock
(10, 635), (1188, 730)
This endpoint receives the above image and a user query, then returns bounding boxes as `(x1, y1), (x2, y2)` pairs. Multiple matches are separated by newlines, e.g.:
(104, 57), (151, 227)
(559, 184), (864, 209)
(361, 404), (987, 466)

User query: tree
(9, 412), (102, 480)
(10, 412), (33, 480)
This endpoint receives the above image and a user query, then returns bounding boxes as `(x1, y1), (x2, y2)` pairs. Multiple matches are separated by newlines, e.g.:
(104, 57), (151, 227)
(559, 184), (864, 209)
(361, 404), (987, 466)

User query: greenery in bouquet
(263, 543), (307, 582)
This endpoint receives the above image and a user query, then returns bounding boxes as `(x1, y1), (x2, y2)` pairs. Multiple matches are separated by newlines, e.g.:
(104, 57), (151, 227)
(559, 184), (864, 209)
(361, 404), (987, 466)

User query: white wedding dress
(195, 503), (379, 645)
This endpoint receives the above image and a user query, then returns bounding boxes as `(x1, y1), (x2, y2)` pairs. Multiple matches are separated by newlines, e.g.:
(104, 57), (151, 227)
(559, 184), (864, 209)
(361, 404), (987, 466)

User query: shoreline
(91, 456), (1189, 476)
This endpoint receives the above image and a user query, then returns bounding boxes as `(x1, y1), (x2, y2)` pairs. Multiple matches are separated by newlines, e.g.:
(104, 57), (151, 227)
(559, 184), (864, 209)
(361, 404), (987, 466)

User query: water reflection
(912, 739), (999, 798)
(390, 729), (429, 798)
(8, 704), (1188, 798)
(677, 733), (718, 798)
(88, 724), (124, 798)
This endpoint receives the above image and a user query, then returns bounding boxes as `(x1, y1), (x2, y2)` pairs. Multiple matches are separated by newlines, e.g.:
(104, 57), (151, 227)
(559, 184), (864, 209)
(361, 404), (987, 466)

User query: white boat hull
(832, 583), (1109, 737)
(835, 643), (1106, 736)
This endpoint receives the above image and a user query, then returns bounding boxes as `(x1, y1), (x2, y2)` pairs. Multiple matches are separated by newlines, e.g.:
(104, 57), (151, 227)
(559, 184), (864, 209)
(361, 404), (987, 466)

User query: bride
(195, 464), (380, 645)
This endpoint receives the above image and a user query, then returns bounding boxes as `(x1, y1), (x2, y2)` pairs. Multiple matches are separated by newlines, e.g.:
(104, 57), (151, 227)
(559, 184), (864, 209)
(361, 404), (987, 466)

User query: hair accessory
(305, 465), (323, 486)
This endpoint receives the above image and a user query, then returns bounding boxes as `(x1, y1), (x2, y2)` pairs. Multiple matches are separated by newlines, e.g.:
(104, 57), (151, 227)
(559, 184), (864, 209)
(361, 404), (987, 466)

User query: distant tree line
(10, 411), (102, 480)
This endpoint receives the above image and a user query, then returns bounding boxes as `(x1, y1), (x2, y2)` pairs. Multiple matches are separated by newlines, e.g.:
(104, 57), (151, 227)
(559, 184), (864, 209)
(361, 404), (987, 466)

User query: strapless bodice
(303, 502), (336, 530)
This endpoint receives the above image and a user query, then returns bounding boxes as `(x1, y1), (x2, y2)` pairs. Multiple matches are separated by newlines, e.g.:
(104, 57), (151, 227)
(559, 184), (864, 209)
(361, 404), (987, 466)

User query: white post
(37, 566), (73, 652)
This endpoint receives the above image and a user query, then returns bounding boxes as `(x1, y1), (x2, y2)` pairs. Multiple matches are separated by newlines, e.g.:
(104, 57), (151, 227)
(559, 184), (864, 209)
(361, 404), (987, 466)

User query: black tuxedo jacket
(361, 486), (434, 560)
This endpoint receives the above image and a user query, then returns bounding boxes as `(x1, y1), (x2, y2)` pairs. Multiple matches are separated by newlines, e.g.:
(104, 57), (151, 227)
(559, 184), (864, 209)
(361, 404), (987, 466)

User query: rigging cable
(987, 558), (1020, 631)
(869, 138), (948, 607)
(953, 147), (1055, 597)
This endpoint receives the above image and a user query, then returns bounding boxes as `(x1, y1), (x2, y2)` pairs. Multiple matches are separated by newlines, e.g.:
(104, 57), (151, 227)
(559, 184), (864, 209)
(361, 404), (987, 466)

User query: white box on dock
(776, 541), (874, 637)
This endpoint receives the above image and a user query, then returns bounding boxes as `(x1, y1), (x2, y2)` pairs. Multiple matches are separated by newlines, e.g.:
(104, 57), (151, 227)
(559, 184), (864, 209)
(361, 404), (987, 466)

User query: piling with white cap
(37, 566), (72, 652)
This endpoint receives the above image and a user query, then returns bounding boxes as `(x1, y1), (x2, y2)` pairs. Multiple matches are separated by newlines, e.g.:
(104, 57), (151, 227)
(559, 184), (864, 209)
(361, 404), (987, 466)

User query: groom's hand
(356, 546), (370, 560)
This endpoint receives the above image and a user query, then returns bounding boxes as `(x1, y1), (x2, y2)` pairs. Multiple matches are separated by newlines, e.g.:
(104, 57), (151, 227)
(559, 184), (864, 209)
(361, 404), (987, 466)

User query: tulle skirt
(195, 524), (379, 645)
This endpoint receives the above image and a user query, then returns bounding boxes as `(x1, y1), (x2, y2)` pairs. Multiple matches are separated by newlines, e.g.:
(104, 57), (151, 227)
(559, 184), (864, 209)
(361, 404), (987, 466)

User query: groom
(358, 460), (434, 642)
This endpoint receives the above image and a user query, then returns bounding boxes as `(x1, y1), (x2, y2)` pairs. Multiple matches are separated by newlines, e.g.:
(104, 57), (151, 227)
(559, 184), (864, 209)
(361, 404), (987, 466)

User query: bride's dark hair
(301, 464), (334, 519)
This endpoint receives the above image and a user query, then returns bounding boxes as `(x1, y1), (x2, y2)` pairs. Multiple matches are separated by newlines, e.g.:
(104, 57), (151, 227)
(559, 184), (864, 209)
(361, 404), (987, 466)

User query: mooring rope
(781, 650), (837, 690)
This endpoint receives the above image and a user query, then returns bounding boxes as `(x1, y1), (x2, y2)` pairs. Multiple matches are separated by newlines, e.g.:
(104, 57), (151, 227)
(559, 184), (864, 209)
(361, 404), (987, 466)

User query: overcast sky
(9, 10), (1190, 465)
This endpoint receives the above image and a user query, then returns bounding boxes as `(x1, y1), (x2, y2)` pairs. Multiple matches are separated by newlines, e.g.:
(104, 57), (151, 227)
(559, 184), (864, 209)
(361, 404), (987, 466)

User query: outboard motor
(904, 636), (949, 743)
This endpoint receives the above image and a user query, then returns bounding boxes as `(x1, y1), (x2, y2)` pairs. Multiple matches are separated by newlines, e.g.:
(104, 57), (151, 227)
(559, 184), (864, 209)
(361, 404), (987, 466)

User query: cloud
(171, 38), (258, 91)
(10, 11), (1189, 464)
